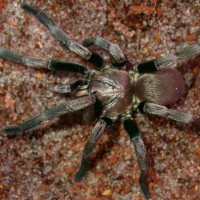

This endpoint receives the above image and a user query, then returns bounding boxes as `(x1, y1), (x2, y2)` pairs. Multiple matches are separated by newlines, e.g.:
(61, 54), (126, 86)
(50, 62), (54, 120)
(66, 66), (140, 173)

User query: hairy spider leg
(3, 95), (96, 135)
(52, 80), (86, 94)
(137, 44), (200, 73)
(123, 116), (150, 199)
(0, 47), (90, 76)
(0, 47), (90, 94)
(83, 37), (126, 66)
(75, 118), (107, 181)
(139, 102), (200, 130)
(22, 4), (104, 68)
(22, 4), (92, 60)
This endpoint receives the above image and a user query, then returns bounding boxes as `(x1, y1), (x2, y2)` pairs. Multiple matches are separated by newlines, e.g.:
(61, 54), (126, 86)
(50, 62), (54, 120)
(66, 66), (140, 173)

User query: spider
(1, 4), (200, 199)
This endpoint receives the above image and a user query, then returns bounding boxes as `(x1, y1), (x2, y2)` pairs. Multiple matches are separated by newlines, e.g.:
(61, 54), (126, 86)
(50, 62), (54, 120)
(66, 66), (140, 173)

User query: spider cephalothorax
(1, 4), (200, 199)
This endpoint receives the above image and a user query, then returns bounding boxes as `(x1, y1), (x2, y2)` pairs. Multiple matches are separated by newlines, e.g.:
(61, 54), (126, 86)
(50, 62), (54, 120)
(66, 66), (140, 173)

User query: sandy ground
(0, 0), (199, 199)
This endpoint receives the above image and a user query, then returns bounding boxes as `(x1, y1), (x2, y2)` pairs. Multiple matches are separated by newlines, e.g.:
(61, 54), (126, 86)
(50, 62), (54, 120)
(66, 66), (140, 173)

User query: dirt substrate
(0, 0), (199, 200)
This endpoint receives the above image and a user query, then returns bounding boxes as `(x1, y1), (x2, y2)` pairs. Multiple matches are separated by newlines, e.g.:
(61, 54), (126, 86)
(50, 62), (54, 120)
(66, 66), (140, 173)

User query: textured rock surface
(0, 0), (199, 199)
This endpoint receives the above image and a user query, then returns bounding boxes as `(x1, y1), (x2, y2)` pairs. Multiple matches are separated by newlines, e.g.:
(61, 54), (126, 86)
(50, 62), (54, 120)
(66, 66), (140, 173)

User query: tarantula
(1, 4), (200, 199)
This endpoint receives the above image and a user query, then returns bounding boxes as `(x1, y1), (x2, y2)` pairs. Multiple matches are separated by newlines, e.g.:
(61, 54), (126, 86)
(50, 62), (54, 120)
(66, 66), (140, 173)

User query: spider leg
(51, 80), (85, 94)
(22, 4), (92, 61)
(137, 43), (200, 73)
(139, 102), (200, 130)
(0, 47), (89, 76)
(123, 116), (150, 199)
(3, 95), (96, 135)
(83, 37), (126, 66)
(75, 118), (109, 181)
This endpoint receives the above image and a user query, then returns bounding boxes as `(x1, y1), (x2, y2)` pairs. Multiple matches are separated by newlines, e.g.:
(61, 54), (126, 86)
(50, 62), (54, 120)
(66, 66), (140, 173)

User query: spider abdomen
(135, 68), (186, 105)
(90, 69), (134, 116)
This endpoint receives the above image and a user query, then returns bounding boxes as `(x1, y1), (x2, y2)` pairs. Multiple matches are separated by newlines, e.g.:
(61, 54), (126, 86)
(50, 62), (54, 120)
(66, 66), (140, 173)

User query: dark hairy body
(1, 4), (200, 199)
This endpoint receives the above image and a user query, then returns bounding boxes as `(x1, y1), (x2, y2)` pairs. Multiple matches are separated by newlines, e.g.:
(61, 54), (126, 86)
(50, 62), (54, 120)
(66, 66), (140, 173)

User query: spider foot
(74, 162), (89, 181)
(3, 126), (21, 135)
(139, 170), (151, 199)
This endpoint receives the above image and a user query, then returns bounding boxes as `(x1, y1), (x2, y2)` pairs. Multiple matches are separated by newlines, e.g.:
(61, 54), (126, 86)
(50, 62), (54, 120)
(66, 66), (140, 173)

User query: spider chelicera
(1, 4), (200, 199)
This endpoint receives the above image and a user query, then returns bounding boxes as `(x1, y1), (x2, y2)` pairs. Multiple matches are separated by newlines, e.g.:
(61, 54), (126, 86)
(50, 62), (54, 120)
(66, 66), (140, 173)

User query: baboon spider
(1, 4), (200, 199)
